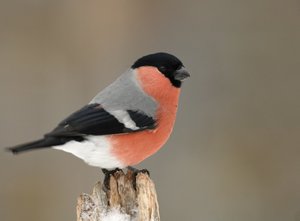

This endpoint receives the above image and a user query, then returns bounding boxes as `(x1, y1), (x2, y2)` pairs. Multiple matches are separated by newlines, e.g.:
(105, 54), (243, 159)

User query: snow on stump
(76, 169), (160, 221)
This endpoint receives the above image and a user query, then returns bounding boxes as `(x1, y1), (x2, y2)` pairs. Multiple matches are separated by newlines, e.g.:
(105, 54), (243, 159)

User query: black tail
(6, 137), (67, 154)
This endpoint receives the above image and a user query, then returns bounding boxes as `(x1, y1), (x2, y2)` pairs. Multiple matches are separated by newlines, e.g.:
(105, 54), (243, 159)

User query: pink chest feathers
(109, 67), (180, 166)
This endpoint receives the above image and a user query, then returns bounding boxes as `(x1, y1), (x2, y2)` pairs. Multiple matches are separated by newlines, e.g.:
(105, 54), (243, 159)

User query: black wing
(46, 103), (156, 138)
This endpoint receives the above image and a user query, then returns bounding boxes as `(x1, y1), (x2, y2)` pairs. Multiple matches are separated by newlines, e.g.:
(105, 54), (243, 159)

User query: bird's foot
(127, 166), (150, 190)
(101, 168), (122, 191)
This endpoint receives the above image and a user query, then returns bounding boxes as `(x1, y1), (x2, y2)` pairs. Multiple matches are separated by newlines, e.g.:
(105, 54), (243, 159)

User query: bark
(76, 169), (160, 221)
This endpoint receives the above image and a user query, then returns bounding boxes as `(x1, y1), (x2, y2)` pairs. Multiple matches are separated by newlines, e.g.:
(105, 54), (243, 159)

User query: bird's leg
(101, 168), (121, 191)
(127, 166), (150, 190)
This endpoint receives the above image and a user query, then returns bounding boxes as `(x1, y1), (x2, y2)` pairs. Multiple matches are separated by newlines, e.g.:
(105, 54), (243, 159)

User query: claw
(127, 167), (150, 190)
(101, 168), (121, 191)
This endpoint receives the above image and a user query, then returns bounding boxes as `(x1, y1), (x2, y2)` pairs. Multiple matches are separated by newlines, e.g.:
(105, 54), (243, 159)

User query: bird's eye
(159, 66), (167, 72)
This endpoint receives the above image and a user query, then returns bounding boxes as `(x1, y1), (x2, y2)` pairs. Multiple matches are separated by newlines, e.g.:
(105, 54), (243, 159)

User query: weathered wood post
(76, 170), (160, 221)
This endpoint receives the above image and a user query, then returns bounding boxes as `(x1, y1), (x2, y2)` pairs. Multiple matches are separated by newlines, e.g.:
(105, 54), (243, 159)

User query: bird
(7, 52), (190, 178)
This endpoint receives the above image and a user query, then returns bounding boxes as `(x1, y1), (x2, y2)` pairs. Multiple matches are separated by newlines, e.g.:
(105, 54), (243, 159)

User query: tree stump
(76, 170), (160, 221)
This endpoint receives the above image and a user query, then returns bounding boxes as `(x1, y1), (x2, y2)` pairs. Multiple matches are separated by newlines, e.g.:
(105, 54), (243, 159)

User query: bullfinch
(7, 52), (190, 172)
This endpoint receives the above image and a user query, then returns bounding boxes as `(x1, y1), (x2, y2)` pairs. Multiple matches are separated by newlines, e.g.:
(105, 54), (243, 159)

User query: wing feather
(46, 103), (156, 138)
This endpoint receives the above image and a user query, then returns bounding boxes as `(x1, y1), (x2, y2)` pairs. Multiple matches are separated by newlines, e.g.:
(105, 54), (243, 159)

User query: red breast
(109, 67), (180, 166)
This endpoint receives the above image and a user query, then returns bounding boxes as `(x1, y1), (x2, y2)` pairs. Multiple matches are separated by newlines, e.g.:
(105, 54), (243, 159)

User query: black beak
(174, 67), (190, 81)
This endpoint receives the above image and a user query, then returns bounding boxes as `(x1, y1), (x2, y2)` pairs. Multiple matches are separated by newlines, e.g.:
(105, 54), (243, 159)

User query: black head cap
(131, 52), (190, 88)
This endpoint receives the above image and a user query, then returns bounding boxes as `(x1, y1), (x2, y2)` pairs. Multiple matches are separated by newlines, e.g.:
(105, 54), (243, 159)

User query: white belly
(53, 135), (124, 169)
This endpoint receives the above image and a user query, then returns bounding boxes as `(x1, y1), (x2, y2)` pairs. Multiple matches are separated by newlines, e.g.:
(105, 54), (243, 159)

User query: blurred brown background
(0, 0), (299, 221)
